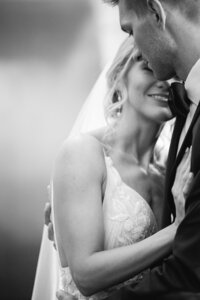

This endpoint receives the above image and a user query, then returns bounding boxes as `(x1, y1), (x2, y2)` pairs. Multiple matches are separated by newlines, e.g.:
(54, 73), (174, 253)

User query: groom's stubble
(105, 0), (200, 81)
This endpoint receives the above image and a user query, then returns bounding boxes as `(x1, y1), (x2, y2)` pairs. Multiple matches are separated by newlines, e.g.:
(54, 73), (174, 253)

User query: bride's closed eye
(141, 60), (153, 73)
(143, 65), (153, 73)
(136, 54), (153, 72)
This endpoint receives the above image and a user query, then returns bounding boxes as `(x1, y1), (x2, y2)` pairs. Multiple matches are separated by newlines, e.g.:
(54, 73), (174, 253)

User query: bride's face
(125, 54), (173, 123)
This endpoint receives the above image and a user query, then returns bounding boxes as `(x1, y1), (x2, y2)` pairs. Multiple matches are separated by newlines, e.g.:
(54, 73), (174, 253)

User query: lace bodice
(56, 156), (158, 300)
(103, 157), (157, 249)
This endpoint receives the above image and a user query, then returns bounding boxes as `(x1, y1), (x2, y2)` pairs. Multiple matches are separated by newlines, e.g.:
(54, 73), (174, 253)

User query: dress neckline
(104, 156), (146, 200)
(104, 155), (155, 216)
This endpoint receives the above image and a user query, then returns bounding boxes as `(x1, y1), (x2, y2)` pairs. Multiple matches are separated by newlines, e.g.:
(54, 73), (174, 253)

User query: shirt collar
(185, 58), (200, 106)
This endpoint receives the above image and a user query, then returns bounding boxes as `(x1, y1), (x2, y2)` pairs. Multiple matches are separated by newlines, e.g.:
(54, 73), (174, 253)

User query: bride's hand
(172, 147), (194, 226)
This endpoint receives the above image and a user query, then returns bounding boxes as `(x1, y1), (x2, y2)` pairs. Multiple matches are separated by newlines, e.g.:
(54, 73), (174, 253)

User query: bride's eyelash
(135, 54), (153, 72)
(140, 59), (153, 72)
(143, 64), (153, 73)
(144, 67), (153, 73)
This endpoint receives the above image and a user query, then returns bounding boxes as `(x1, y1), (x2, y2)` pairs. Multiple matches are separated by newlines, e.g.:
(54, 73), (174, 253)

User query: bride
(32, 37), (192, 300)
(51, 37), (191, 299)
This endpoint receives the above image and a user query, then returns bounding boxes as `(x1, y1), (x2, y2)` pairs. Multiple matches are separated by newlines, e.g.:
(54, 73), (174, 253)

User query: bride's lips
(148, 93), (169, 106)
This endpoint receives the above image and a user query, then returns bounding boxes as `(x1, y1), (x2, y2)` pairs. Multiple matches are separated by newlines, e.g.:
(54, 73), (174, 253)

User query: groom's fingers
(56, 290), (76, 300)
(48, 222), (54, 242)
(44, 202), (51, 226)
(44, 202), (55, 244)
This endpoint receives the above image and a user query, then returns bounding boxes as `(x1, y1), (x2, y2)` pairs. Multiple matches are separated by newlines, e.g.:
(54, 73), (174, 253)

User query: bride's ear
(114, 82), (123, 103)
(147, 0), (166, 30)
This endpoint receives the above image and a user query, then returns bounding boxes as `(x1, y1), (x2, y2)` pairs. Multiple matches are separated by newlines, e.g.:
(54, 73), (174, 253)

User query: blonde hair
(103, 37), (171, 172)
(104, 37), (139, 124)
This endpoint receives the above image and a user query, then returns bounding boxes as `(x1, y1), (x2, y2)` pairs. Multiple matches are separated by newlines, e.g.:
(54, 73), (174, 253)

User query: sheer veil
(69, 63), (112, 137)
(31, 43), (173, 300)
(31, 60), (113, 300)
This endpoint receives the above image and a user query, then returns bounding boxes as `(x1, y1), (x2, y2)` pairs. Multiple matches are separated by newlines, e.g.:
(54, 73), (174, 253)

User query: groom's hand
(44, 202), (55, 242)
(56, 290), (77, 300)
(44, 185), (56, 247)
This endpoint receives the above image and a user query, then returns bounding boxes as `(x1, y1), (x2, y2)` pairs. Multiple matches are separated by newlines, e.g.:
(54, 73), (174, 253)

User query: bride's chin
(153, 114), (173, 125)
(158, 107), (174, 122)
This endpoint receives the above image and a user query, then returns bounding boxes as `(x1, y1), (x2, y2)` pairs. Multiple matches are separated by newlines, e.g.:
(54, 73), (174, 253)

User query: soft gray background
(0, 0), (125, 299)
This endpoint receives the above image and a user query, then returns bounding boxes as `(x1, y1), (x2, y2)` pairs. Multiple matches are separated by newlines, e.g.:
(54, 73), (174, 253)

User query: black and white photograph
(2, 1), (200, 299)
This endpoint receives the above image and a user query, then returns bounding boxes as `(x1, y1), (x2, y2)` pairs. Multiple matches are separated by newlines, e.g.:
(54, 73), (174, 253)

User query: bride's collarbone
(113, 161), (152, 204)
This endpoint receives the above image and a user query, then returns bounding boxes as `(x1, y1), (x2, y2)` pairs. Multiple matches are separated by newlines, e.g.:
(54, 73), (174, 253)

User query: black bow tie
(168, 82), (191, 118)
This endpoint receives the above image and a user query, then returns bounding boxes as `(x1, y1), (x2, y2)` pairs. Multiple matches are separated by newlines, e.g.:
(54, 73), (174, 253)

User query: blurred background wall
(0, 0), (125, 299)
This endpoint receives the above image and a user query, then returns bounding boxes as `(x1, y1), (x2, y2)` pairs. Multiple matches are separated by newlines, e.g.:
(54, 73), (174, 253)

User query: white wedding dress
(53, 152), (158, 300)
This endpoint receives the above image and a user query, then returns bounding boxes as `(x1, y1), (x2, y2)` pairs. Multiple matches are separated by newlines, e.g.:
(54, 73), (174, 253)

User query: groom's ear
(147, 0), (166, 29)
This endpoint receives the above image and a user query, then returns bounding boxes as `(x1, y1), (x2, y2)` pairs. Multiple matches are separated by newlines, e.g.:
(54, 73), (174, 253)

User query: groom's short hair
(104, 0), (199, 19)
(103, 0), (147, 16)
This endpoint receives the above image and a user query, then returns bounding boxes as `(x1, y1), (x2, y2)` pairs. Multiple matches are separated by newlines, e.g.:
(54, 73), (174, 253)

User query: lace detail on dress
(56, 155), (158, 300)
(59, 268), (108, 300)
(103, 157), (157, 250)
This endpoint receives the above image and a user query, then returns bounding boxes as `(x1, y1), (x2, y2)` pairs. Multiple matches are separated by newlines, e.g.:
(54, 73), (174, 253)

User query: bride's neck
(110, 111), (161, 166)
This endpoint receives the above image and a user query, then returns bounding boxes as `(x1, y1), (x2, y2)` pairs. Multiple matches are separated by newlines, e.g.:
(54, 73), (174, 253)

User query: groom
(55, 0), (200, 299)
(106, 0), (200, 299)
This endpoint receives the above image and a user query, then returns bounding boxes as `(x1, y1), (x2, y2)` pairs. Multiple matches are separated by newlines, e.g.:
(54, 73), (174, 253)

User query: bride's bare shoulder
(54, 133), (106, 176)
(86, 127), (107, 143)
(55, 126), (107, 162)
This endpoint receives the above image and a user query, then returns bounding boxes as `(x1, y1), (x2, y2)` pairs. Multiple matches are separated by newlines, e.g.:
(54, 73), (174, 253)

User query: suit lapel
(165, 103), (200, 214)
(165, 116), (185, 213)
(166, 117), (185, 175)
(173, 102), (200, 172)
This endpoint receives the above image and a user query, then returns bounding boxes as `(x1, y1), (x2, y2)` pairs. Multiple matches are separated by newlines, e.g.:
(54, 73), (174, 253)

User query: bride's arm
(53, 135), (178, 297)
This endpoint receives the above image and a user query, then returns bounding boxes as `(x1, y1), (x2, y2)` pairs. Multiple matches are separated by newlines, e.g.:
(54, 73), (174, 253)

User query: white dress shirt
(177, 58), (200, 152)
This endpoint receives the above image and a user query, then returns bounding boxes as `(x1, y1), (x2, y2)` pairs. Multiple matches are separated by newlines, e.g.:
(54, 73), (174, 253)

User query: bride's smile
(122, 54), (173, 124)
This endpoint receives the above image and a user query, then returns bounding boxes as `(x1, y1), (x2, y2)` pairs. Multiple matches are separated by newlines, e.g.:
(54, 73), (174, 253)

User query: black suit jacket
(121, 103), (200, 300)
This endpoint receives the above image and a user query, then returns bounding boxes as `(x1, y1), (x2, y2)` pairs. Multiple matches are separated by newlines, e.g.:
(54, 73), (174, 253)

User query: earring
(115, 90), (122, 117)
(116, 103), (122, 117)
(116, 109), (121, 117)
(116, 91), (122, 102)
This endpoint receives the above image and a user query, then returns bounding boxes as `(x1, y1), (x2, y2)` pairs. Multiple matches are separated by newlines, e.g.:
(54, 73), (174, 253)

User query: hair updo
(104, 37), (139, 125)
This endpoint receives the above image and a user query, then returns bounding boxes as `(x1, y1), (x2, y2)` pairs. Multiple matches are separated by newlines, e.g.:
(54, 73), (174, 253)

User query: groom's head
(104, 0), (200, 81)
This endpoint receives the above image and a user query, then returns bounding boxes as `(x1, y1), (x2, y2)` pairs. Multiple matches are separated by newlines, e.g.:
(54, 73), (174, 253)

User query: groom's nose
(156, 80), (170, 91)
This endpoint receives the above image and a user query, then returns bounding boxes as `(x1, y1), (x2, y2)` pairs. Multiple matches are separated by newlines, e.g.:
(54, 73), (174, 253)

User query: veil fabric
(31, 61), (112, 300)
(69, 63), (112, 137)
(31, 227), (59, 300)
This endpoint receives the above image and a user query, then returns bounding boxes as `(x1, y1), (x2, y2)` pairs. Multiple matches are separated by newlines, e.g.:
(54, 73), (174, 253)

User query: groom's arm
(121, 171), (200, 298)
